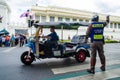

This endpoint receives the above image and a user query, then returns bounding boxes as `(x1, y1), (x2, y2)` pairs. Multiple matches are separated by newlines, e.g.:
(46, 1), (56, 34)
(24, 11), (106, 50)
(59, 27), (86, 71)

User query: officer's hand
(106, 15), (110, 23)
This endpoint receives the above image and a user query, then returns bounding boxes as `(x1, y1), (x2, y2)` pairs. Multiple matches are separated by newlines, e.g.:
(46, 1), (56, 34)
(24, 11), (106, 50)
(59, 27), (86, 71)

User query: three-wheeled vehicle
(20, 22), (90, 65)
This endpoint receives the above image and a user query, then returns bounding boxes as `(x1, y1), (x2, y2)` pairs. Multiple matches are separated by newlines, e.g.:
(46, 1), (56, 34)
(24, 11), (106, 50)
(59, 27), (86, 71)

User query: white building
(0, 0), (11, 30)
(31, 5), (120, 29)
(30, 5), (120, 40)
(4, 4), (120, 40)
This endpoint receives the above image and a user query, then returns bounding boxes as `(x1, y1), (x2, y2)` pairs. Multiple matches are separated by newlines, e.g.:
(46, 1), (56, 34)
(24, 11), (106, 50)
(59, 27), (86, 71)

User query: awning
(0, 29), (9, 35)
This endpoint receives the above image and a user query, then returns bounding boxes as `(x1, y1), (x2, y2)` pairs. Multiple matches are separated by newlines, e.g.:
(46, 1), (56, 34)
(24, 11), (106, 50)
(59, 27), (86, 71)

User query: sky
(6, 0), (120, 23)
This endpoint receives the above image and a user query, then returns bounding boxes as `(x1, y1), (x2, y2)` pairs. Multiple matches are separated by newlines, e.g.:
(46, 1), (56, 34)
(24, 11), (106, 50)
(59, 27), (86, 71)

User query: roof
(34, 22), (90, 28)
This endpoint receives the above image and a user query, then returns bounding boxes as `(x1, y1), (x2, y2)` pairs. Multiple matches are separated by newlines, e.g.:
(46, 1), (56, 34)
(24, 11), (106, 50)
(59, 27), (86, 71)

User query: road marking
(64, 68), (120, 80)
(51, 59), (120, 74)
(107, 77), (120, 80)
(44, 64), (120, 80)
(2, 47), (17, 53)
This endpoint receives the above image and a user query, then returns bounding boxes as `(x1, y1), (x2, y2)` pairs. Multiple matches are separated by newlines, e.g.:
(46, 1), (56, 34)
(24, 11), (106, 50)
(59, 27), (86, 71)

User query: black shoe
(87, 69), (95, 74)
(100, 66), (105, 71)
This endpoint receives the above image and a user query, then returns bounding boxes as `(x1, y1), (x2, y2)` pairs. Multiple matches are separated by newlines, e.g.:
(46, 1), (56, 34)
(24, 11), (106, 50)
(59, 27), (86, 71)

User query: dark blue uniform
(47, 31), (59, 48)
(48, 31), (59, 41)
(44, 31), (59, 57)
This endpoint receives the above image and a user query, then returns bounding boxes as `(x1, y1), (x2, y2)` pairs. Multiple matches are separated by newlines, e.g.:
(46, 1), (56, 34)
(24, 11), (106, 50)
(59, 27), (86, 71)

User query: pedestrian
(15, 34), (19, 46)
(19, 34), (24, 47)
(5, 35), (10, 47)
(2, 35), (6, 47)
(84, 15), (109, 74)
(68, 35), (71, 40)
(10, 34), (15, 47)
(0, 35), (2, 47)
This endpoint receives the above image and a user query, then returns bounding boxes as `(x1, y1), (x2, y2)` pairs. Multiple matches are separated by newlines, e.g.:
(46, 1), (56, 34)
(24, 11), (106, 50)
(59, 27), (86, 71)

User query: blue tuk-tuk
(20, 22), (90, 65)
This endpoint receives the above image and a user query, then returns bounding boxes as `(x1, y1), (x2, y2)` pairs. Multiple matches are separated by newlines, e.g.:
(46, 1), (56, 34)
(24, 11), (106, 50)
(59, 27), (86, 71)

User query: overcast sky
(6, 0), (120, 22)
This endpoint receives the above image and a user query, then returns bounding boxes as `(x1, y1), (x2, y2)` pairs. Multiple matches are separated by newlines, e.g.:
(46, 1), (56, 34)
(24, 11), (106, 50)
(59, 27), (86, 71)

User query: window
(50, 16), (55, 22)
(114, 23), (117, 28)
(118, 24), (120, 29)
(65, 18), (70, 22)
(41, 16), (46, 22)
(110, 23), (113, 28)
(58, 17), (63, 21)
(79, 19), (83, 22)
(85, 20), (89, 22)
(73, 18), (77, 22)
(35, 15), (40, 21)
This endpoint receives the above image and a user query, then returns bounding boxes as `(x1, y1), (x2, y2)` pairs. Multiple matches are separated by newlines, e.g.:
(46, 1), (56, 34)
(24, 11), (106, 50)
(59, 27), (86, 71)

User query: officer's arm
(85, 24), (92, 43)
(86, 24), (92, 37)
(106, 15), (110, 23)
(104, 15), (110, 27)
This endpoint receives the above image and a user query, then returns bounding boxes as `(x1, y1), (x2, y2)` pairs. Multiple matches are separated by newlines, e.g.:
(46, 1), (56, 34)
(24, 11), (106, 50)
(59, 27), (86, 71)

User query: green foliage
(105, 40), (119, 43)
(59, 39), (119, 43)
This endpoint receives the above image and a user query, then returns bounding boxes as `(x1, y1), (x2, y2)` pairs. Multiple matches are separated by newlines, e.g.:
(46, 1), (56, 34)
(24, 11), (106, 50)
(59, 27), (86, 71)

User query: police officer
(85, 15), (109, 74)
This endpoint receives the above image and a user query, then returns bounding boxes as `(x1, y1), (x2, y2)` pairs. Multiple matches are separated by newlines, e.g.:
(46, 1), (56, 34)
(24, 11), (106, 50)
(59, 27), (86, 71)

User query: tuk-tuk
(20, 22), (90, 65)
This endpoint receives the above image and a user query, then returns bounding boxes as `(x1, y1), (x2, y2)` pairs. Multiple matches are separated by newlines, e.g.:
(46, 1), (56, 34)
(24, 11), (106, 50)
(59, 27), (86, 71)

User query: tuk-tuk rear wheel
(75, 50), (87, 63)
(21, 51), (35, 65)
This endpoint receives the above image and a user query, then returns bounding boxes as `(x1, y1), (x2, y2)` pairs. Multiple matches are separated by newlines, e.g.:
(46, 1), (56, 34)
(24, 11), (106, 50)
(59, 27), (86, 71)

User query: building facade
(30, 5), (120, 40)
(31, 5), (120, 29)
(0, 0), (11, 30)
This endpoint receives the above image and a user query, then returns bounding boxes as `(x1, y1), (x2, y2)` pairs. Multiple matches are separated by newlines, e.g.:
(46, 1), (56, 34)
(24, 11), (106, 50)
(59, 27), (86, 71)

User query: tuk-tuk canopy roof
(34, 22), (90, 28)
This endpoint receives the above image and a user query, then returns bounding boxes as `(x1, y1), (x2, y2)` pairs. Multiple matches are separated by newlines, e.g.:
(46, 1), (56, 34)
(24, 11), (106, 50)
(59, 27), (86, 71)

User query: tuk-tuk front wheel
(21, 51), (35, 65)
(75, 50), (87, 63)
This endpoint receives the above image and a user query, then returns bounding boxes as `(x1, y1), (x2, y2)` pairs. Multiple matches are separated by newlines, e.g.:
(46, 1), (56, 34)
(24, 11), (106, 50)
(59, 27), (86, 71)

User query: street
(0, 43), (120, 80)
